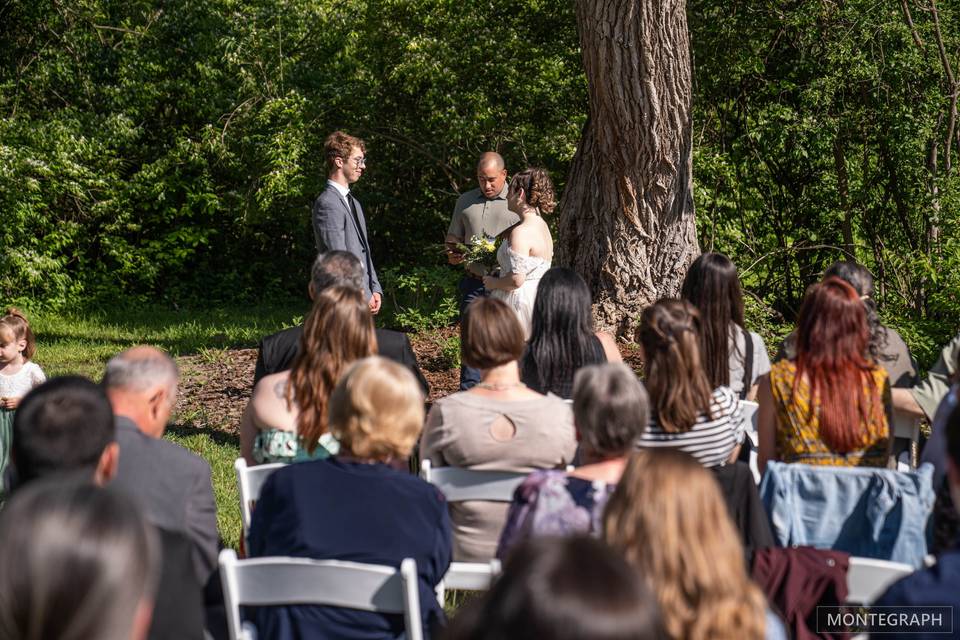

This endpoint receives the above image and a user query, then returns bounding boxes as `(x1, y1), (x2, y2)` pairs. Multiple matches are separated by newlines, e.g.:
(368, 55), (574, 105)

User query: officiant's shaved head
(477, 152), (507, 198)
(477, 152), (505, 171)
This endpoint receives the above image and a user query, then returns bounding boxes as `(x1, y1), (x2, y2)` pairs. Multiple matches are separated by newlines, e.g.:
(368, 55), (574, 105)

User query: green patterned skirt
(0, 408), (14, 501)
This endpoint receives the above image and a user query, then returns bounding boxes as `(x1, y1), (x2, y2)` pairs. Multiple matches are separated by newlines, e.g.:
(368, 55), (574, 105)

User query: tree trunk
(556, 0), (699, 336)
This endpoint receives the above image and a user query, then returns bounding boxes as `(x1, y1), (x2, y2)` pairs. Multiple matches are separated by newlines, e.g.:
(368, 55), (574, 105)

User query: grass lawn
(29, 302), (306, 550)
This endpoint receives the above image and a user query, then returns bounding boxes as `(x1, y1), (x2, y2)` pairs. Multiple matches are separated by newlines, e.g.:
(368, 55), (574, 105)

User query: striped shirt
(637, 386), (746, 467)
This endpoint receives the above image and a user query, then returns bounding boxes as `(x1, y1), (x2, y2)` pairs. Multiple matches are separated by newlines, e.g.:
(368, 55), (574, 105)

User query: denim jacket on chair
(760, 461), (935, 567)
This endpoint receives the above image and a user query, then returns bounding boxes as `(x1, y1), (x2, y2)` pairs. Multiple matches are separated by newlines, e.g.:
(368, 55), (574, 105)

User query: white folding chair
(219, 549), (424, 640)
(435, 559), (502, 604)
(892, 410), (921, 470)
(845, 556), (913, 604)
(234, 458), (285, 543)
(740, 400), (761, 483)
(419, 459), (529, 502)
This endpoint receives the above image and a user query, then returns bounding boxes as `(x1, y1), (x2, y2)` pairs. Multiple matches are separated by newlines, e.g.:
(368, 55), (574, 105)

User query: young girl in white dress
(483, 167), (556, 336)
(0, 309), (46, 496)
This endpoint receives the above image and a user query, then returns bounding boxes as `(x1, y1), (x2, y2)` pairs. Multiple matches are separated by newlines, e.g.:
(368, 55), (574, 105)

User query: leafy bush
(380, 264), (459, 332)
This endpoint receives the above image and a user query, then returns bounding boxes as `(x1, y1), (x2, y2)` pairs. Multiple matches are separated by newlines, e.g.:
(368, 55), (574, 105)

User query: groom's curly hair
(324, 131), (365, 170)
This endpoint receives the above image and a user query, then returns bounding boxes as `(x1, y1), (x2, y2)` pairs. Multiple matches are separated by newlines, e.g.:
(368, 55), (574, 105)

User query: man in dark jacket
(254, 251), (429, 394)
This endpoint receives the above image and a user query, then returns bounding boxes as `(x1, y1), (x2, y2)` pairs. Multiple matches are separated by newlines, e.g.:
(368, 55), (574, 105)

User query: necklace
(475, 381), (527, 391)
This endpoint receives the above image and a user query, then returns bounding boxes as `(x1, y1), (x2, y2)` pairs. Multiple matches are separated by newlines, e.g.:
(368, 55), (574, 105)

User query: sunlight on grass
(25, 303), (303, 548)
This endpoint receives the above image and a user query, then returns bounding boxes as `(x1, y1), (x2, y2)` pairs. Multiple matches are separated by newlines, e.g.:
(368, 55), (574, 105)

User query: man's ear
(148, 387), (166, 420)
(308, 282), (316, 301)
(95, 442), (120, 486)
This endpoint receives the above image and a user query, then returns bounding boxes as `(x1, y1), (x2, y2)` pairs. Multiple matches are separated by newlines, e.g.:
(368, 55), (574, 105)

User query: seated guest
(248, 357), (451, 639)
(635, 299), (746, 467)
(497, 363), (648, 558)
(11, 376), (118, 486)
(254, 250), (428, 393)
(520, 268), (621, 399)
(420, 297), (577, 561)
(446, 536), (665, 640)
(873, 389), (960, 639)
(758, 277), (891, 473)
(777, 261), (917, 387)
(240, 286), (376, 465)
(0, 481), (159, 640)
(13, 376), (205, 640)
(104, 347), (219, 585)
(605, 450), (786, 640)
(681, 253), (771, 401)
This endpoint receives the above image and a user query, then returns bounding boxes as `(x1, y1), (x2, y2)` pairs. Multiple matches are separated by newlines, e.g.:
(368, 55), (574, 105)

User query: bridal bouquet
(449, 234), (499, 275)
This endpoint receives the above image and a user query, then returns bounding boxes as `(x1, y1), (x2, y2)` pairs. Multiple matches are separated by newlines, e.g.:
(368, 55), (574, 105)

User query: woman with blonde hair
(248, 356), (451, 639)
(240, 285), (377, 464)
(604, 450), (785, 640)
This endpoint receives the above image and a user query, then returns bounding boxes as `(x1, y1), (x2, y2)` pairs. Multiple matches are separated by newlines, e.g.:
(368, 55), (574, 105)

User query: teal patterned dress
(252, 429), (340, 464)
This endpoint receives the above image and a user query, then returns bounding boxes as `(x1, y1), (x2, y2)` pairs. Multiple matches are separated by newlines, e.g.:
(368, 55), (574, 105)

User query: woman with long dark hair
(521, 268), (621, 398)
(635, 299), (747, 467)
(681, 253), (770, 400)
(758, 277), (892, 471)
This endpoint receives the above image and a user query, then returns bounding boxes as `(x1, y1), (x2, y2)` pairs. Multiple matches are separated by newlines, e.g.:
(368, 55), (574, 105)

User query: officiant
(445, 152), (518, 390)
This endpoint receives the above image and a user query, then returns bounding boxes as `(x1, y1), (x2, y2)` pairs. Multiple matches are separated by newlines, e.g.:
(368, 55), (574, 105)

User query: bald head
(103, 346), (179, 438)
(477, 152), (505, 172)
(477, 152), (507, 199)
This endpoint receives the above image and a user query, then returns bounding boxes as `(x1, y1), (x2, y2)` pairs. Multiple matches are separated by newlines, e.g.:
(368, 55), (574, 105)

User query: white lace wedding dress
(490, 241), (551, 336)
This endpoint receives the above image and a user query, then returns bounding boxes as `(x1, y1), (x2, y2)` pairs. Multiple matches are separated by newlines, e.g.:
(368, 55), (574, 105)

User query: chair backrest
(740, 400), (761, 483)
(219, 549), (423, 640)
(760, 462), (936, 568)
(846, 556), (913, 604)
(435, 559), (502, 604)
(420, 459), (528, 502)
(234, 458), (285, 537)
(741, 400), (759, 443)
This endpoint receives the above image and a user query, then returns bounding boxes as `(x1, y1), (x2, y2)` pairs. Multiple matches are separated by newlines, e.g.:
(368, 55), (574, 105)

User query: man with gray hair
(104, 346), (218, 586)
(253, 250), (428, 392)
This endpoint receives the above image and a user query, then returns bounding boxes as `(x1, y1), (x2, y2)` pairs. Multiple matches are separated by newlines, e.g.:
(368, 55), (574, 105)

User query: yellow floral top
(769, 359), (891, 467)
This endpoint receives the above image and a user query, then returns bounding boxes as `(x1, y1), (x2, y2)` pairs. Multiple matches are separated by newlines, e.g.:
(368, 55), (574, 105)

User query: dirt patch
(173, 330), (461, 433)
(175, 348), (258, 435)
(173, 330), (640, 434)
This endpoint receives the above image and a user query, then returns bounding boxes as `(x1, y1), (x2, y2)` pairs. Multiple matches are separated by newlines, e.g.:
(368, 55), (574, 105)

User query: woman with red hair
(758, 277), (892, 472)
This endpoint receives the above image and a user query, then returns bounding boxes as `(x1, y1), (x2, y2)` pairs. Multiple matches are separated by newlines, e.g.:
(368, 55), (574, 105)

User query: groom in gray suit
(312, 131), (382, 314)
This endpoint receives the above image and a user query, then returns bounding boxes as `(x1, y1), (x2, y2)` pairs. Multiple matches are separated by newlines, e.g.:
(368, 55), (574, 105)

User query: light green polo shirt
(447, 184), (518, 242)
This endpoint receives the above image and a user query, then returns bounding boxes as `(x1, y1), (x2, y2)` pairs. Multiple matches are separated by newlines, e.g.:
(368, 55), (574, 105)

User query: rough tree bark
(556, 0), (699, 335)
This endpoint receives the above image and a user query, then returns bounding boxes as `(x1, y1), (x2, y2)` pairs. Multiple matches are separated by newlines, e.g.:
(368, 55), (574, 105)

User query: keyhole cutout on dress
(489, 414), (518, 442)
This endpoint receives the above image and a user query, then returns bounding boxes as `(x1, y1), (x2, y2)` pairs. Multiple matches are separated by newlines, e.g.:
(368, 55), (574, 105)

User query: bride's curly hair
(604, 450), (768, 640)
(287, 286), (376, 454)
(509, 167), (556, 214)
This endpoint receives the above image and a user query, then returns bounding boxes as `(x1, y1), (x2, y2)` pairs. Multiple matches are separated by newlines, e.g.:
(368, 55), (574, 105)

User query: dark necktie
(346, 192), (369, 252)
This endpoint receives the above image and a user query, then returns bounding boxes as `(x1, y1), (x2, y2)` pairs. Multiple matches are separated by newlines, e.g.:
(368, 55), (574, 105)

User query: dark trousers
(459, 275), (486, 390)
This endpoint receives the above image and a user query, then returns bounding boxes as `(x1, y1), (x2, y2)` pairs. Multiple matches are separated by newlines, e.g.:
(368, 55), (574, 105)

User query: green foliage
(380, 264), (459, 332)
(3, 0), (960, 362)
(0, 0), (583, 307)
(689, 0), (960, 351)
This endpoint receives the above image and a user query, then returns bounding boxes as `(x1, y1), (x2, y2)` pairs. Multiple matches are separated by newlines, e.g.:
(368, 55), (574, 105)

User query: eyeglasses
(350, 156), (366, 168)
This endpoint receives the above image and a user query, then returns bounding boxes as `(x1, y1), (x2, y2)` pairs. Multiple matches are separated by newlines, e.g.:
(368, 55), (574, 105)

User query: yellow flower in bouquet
(452, 234), (499, 275)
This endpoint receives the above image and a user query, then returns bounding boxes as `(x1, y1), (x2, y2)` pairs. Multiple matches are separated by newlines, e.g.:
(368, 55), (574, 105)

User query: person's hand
(446, 248), (465, 265)
(1, 397), (19, 410)
(482, 275), (496, 290)
(369, 292), (382, 315)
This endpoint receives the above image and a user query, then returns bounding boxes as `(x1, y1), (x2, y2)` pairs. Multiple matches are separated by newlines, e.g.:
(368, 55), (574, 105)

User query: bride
(483, 167), (555, 336)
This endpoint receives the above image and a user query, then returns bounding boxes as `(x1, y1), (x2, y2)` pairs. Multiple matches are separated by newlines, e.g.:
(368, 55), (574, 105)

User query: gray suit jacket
(112, 416), (219, 584)
(312, 184), (382, 296)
